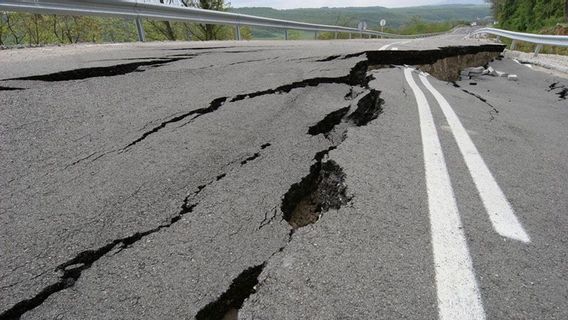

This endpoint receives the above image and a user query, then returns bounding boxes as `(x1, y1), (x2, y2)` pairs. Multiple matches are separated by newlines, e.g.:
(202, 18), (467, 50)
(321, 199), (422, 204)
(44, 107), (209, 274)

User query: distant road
(1, 32), (567, 320)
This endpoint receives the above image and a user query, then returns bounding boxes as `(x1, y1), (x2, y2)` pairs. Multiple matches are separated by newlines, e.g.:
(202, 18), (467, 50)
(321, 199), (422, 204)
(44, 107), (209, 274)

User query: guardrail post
(349, 33), (352, 39)
(534, 44), (543, 57)
(315, 31), (318, 40)
(135, 17), (145, 42)
(495, 35), (501, 42)
(334, 32), (338, 40)
(235, 25), (241, 41)
(285, 29), (288, 40)
(510, 40), (518, 50)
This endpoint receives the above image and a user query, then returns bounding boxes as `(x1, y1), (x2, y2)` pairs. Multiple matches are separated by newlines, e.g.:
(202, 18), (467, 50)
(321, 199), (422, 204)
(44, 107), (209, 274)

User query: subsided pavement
(1, 32), (567, 320)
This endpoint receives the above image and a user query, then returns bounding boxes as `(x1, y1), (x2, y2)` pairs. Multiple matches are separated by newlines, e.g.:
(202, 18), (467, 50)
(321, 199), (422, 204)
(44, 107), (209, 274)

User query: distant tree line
(486, 0), (567, 32)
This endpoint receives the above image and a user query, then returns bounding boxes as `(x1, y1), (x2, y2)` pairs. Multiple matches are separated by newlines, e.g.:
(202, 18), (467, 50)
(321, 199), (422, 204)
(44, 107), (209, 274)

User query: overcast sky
(230, 0), (484, 9)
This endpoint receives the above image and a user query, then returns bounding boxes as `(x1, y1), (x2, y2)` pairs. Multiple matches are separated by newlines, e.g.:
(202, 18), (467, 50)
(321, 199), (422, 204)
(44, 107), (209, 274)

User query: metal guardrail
(472, 27), (568, 56)
(0, 0), (442, 42)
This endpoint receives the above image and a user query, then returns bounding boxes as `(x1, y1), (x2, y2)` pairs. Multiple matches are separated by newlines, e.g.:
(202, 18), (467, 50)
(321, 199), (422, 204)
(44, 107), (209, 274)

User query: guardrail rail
(472, 27), (568, 56)
(0, 0), (442, 42)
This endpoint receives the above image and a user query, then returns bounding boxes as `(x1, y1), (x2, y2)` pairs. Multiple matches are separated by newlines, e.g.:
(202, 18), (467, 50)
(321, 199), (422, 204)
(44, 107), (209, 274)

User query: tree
(147, 19), (177, 40)
(287, 30), (302, 40)
(54, 16), (100, 43)
(487, 0), (565, 31)
(154, 0), (177, 40)
(5, 13), (26, 44)
(188, 0), (230, 40)
(0, 13), (6, 45)
(237, 26), (253, 40)
(145, 0), (232, 41)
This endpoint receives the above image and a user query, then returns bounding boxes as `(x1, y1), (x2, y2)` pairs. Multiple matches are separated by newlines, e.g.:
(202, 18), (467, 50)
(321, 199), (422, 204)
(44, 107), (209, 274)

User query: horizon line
(230, 3), (490, 10)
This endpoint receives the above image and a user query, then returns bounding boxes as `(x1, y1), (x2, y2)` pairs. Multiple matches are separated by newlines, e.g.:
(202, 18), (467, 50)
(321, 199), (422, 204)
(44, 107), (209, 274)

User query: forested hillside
(230, 5), (491, 29)
(487, 0), (567, 33)
(231, 5), (490, 39)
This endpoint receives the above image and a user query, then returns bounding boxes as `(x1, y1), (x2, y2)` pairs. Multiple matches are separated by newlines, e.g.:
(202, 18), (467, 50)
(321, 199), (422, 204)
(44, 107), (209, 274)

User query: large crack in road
(451, 81), (500, 121)
(5, 57), (191, 82)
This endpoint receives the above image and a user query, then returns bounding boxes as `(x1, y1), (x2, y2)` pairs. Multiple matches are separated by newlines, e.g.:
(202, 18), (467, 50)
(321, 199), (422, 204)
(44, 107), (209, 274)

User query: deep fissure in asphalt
(121, 97), (229, 151)
(229, 60), (371, 103)
(316, 55), (341, 62)
(6, 57), (190, 82)
(194, 265), (265, 320)
(548, 82), (567, 100)
(308, 106), (351, 137)
(0, 86), (24, 91)
(281, 159), (350, 229)
(346, 89), (385, 126)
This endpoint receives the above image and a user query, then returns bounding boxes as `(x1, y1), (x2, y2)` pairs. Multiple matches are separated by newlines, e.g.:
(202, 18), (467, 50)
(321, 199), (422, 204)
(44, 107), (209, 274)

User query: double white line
(379, 40), (412, 51)
(403, 67), (530, 320)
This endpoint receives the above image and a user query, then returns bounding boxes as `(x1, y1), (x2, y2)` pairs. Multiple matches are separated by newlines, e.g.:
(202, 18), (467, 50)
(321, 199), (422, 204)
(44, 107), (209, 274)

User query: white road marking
(513, 58), (534, 69)
(419, 74), (531, 243)
(403, 68), (486, 320)
(391, 47), (399, 51)
(379, 40), (411, 51)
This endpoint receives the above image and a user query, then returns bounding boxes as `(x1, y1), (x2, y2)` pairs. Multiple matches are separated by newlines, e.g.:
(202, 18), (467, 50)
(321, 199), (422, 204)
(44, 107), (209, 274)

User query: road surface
(1, 31), (567, 320)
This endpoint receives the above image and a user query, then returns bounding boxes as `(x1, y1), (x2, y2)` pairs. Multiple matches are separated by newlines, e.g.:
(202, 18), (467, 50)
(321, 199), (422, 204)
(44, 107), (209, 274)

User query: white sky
(230, 0), (479, 9)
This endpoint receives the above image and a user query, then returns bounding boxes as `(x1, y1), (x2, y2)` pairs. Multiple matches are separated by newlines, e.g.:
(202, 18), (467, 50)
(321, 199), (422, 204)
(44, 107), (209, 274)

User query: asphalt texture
(1, 30), (567, 320)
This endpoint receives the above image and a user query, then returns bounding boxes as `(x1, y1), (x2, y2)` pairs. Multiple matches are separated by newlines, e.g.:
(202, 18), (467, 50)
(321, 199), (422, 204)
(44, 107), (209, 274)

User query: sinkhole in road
(281, 158), (350, 230)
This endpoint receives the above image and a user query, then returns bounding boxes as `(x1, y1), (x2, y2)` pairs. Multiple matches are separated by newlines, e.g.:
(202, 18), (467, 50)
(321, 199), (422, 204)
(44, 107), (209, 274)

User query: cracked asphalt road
(1, 32), (567, 320)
